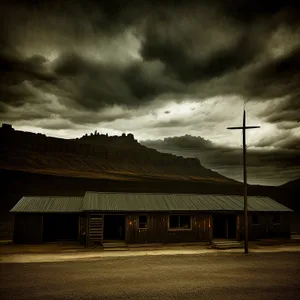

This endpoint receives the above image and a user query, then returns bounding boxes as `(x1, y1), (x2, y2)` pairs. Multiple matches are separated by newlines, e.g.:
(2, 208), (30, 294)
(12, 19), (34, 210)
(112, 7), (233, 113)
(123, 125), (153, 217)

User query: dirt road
(1, 251), (300, 300)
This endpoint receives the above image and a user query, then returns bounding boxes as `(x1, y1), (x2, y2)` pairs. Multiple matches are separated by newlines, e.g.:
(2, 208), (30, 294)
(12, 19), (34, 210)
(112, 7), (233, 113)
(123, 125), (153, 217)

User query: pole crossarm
(227, 110), (260, 254)
(227, 126), (260, 130)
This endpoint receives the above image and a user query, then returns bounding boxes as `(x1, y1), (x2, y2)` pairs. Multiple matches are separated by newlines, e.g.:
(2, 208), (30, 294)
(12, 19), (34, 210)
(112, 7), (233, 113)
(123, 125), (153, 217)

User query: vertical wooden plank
(158, 214), (161, 243)
(152, 214), (155, 242)
(131, 214), (135, 244)
(192, 215), (197, 236)
(199, 215), (202, 241)
(102, 214), (104, 244)
(85, 212), (89, 248)
(204, 215), (206, 241)
(135, 214), (138, 243)
(12, 214), (15, 244)
(226, 217), (229, 239)
(131, 214), (135, 243)
(287, 213), (291, 239)
(195, 214), (199, 240)
(236, 215), (240, 241)
(248, 213), (253, 240)
(209, 215), (213, 242)
(125, 215), (129, 243)
(206, 215), (210, 241)
(128, 214), (132, 244)
(203, 216), (206, 241)
(135, 214), (139, 243)
(205, 215), (208, 241)
(200, 214), (204, 241)
(40, 215), (44, 244)
(127, 214), (134, 244)
(239, 214), (244, 241)
(147, 214), (152, 242)
(162, 214), (168, 243)
(78, 215), (80, 244)
(153, 214), (157, 243)
(152, 214), (159, 243)
(195, 214), (198, 240)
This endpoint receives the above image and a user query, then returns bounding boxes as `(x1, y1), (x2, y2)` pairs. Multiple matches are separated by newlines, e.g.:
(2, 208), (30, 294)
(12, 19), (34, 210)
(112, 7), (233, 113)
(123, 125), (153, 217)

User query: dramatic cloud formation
(141, 135), (300, 186)
(1, 0), (299, 185)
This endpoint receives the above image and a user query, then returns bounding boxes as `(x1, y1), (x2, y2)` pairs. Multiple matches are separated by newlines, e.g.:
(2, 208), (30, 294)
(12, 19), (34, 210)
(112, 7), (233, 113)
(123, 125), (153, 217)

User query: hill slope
(280, 178), (300, 189)
(0, 124), (235, 184)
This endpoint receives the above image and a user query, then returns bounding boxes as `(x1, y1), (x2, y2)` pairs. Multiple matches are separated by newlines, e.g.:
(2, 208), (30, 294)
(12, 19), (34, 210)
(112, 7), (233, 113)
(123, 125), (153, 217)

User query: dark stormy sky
(1, 0), (299, 185)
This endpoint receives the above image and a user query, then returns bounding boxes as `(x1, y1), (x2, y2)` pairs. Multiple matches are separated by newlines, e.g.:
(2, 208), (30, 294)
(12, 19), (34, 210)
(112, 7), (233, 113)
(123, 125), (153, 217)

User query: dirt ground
(1, 241), (300, 262)
(1, 250), (300, 300)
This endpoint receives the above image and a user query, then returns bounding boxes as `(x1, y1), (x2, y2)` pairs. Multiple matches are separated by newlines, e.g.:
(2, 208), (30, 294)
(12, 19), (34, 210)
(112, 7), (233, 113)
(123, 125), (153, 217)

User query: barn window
(169, 215), (191, 230)
(272, 215), (280, 225)
(252, 215), (259, 225)
(138, 216), (148, 229)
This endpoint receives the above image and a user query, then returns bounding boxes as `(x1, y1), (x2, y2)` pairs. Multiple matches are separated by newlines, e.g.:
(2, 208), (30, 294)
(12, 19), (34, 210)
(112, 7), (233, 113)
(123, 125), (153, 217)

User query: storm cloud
(0, 0), (299, 184)
(141, 135), (300, 185)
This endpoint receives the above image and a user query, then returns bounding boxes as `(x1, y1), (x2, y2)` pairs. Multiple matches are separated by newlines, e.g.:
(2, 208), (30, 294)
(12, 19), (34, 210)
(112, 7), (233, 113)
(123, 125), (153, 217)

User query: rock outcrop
(0, 123), (230, 181)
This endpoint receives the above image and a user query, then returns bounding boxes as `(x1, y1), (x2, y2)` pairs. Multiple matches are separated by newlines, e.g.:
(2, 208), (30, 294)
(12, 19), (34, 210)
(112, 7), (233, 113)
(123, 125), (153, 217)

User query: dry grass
(0, 165), (233, 184)
(0, 150), (234, 183)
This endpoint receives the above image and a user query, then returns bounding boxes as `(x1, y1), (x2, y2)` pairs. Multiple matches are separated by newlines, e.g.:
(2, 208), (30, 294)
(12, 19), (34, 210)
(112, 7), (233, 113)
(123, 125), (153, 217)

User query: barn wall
(236, 214), (242, 240)
(266, 213), (290, 238)
(275, 214), (291, 238)
(125, 213), (211, 244)
(239, 212), (291, 240)
(13, 214), (43, 244)
(78, 215), (86, 245)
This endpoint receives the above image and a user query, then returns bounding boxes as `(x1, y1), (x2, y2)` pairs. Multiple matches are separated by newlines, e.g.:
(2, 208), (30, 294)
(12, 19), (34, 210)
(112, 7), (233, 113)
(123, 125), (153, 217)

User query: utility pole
(227, 110), (260, 254)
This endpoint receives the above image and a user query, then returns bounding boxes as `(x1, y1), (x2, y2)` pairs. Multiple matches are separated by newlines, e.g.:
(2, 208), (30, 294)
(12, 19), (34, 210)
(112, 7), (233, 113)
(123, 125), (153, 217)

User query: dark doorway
(213, 215), (236, 239)
(228, 215), (236, 239)
(104, 215), (125, 241)
(43, 214), (78, 242)
(213, 215), (226, 238)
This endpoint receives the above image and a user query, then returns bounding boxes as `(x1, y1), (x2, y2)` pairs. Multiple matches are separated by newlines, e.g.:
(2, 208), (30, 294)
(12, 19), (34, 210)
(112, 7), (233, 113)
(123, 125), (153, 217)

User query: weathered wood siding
(13, 213), (43, 244)
(239, 213), (290, 240)
(125, 213), (211, 244)
(236, 214), (242, 240)
(78, 215), (86, 245)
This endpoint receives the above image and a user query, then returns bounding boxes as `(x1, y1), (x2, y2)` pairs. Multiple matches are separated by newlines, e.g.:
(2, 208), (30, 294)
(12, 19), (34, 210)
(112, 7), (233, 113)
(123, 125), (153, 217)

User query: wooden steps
(103, 241), (127, 249)
(291, 230), (300, 240)
(210, 239), (244, 249)
(88, 214), (103, 245)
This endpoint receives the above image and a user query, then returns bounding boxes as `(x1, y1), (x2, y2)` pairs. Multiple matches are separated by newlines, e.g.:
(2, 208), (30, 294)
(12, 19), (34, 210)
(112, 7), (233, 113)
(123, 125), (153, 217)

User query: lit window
(138, 216), (147, 229)
(169, 215), (191, 230)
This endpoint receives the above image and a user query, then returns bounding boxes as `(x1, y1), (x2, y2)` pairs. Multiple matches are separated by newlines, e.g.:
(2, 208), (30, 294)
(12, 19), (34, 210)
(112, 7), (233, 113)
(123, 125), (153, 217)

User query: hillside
(1, 124), (299, 240)
(0, 124), (235, 184)
(280, 178), (300, 189)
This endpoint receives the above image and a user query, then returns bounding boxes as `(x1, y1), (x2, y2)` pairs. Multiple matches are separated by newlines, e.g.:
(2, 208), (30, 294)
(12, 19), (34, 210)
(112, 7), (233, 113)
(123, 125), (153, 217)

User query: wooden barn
(10, 192), (293, 246)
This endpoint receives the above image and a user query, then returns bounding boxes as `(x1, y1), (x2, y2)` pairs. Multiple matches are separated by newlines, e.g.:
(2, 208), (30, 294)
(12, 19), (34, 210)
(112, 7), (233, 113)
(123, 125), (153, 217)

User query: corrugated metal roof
(10, 196), (83, 213)
(10, 193), (292, 213)
(83, 192), (170, 211)
(83, 192), (292, 212)
(162, 194), (199, 211)
(247, 196), (290, 212)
